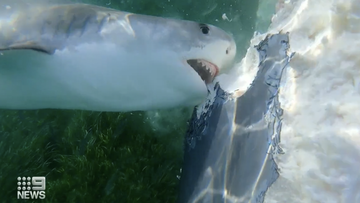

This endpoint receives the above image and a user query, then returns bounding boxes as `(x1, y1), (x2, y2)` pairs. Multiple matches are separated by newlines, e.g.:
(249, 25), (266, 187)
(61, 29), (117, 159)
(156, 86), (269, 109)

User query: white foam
(224, 0), (360, 202)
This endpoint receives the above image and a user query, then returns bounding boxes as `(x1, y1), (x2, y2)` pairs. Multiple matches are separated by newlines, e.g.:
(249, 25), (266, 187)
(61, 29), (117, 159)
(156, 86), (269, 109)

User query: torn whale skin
(0, 3), (236, 112)
(178, 33), (295, 203)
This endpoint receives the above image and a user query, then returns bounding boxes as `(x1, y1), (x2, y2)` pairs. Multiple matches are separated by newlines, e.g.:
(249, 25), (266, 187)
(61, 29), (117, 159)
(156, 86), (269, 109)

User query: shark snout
(221, 38), (237, 72)
(226, 43), (236, 57)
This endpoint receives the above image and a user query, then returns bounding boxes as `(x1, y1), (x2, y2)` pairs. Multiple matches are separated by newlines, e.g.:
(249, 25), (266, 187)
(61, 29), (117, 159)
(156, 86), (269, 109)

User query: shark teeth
(187, 59), (219, 84)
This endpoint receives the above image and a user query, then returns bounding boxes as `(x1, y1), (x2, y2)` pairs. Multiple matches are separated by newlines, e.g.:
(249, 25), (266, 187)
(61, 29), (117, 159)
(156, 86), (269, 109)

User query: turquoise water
(0, 0), (272, 202)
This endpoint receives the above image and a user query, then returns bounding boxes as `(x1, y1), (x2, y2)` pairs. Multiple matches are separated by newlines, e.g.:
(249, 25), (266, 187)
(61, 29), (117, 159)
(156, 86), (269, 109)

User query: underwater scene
(0, 0), (359, 203)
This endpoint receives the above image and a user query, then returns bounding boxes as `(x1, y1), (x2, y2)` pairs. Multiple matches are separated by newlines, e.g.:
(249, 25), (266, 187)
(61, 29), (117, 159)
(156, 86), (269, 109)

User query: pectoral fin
(0, 41), (55, 54)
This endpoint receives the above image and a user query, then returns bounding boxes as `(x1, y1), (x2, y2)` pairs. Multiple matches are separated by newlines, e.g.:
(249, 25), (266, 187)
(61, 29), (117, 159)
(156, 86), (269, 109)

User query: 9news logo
(17, 176), (46, 200)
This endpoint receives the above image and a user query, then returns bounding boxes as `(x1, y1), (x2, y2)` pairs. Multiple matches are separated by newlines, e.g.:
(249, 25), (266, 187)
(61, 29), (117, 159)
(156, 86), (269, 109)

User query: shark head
(128, 15), (237, 85)
(184, 23), (237, 84)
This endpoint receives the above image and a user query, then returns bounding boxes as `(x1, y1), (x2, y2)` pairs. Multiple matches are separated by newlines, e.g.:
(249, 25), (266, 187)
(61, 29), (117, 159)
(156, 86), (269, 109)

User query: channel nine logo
(17, 176), (46, 200)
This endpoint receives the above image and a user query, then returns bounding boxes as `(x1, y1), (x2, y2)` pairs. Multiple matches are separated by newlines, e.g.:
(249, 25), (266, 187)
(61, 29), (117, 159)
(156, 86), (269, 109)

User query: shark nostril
(226, 48), (229, 55)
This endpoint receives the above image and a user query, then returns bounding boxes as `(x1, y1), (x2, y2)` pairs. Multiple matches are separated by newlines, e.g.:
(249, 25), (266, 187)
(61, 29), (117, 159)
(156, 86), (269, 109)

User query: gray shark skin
(178, 33), (295, 203)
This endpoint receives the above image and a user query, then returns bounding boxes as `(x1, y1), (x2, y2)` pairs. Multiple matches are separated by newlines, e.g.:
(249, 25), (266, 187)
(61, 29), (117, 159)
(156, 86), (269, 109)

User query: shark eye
(199, 24), (210, 34)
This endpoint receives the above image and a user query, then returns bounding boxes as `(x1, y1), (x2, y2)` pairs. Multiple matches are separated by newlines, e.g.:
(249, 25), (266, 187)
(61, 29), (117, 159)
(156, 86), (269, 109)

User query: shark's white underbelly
(0, 43), (208, 112)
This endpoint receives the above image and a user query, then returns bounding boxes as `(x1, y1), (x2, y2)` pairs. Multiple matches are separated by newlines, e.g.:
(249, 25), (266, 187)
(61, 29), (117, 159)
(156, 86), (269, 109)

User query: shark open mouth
(187, 59), (219, 84)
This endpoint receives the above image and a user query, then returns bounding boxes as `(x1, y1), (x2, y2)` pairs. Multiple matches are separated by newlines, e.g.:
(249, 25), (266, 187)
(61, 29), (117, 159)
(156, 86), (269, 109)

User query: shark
(0, 3), (236, 112)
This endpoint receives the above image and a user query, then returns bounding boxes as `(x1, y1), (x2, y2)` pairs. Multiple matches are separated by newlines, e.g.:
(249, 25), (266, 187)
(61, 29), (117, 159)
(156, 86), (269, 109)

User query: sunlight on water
(221, 0), (360, 202)
(182, 33), (291, 202)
